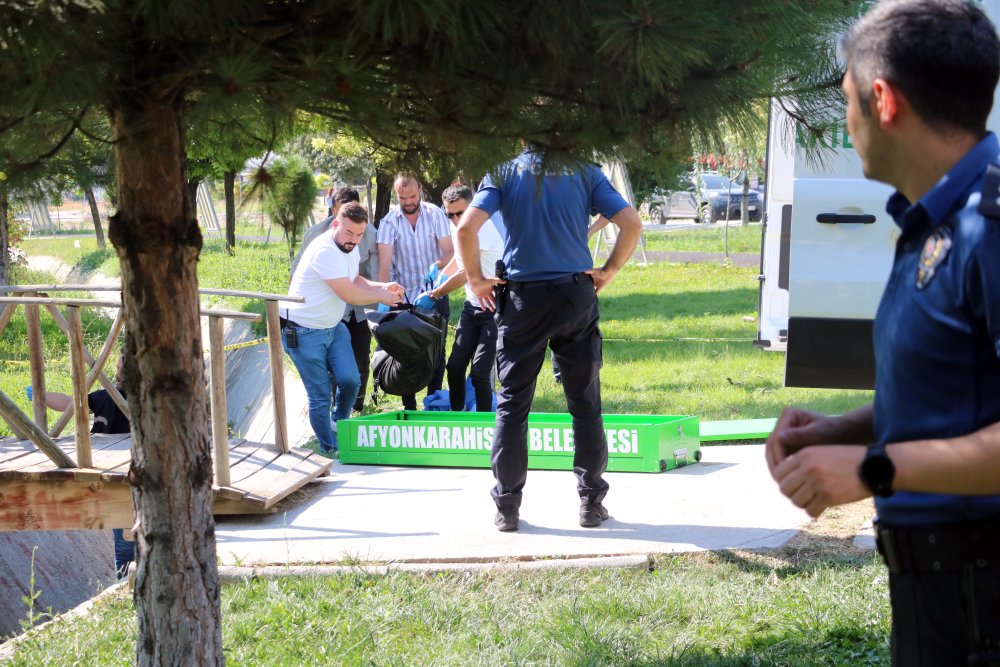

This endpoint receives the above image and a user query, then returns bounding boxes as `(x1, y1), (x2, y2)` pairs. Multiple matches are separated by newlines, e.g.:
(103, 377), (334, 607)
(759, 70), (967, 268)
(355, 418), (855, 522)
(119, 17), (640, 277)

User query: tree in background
(48, 114), (116, 248)
(254, 155), (317, 265)
(188, 104), (295, 254)
(0, 1), (859, 663)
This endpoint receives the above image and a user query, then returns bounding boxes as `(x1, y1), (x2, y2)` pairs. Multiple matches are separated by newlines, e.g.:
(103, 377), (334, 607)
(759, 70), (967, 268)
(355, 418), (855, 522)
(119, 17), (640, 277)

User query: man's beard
(401, 202), (419, 215)
(335, 240), (356, 253)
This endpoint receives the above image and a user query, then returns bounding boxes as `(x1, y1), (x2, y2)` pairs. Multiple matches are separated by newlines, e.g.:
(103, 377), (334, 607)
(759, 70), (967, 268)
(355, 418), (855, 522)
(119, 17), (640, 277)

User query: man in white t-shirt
(419, 185), (503, 412)
(281, 202), (404, 453)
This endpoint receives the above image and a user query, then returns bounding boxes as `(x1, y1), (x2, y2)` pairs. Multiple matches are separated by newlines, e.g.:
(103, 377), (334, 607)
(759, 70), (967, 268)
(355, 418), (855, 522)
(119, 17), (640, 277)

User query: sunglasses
(445, 209), (467, 220)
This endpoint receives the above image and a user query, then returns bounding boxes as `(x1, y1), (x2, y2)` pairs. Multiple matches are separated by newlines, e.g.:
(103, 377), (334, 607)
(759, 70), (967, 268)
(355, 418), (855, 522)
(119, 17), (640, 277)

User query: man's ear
(871, 78), (898, 126)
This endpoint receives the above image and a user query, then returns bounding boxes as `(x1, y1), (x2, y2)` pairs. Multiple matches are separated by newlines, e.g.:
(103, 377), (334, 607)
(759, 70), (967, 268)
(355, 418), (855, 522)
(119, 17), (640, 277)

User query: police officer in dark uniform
(766, 2), (1000, 664)
(455, 149), (642, 532)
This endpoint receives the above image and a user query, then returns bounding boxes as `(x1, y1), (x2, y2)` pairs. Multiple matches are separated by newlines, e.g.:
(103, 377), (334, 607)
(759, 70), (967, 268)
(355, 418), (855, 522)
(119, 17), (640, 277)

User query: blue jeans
(113, 528), (134, 579)
(282, 321), (360, 451)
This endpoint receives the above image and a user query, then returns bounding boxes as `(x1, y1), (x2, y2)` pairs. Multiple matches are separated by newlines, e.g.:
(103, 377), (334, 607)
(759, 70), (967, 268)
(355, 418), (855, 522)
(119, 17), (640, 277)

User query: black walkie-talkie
(494, 260), (508, 315)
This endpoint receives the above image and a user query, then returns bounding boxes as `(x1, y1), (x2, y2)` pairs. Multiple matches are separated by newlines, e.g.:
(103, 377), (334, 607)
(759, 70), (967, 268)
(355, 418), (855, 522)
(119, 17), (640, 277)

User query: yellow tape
(221, 338), (269, 352)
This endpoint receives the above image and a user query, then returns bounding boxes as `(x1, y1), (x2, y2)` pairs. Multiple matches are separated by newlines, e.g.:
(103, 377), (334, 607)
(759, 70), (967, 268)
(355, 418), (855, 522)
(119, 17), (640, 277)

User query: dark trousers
(344, 310), (372, 412)
(402, 296), (449, 410)
(446, 301), (498, 411)
(878, 520), (1000, 666)
(491, 273), (608, 512)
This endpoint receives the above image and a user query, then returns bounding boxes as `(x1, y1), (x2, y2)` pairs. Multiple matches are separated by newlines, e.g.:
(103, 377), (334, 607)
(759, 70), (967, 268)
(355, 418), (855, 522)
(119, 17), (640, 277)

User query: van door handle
(816, 213), (877, 224)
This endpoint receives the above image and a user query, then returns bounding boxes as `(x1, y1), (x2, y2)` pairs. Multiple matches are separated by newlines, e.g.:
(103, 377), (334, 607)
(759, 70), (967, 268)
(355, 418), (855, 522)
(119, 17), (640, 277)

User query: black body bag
(367, 305), (446, 398)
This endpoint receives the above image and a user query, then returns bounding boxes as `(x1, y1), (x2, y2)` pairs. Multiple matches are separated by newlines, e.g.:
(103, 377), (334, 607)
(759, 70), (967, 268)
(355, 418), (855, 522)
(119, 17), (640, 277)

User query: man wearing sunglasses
(419, 185), (504, 412)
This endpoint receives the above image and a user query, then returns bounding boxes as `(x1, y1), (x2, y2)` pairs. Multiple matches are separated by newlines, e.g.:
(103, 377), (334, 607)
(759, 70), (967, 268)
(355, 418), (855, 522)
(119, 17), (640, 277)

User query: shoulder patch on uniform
(977, 163), (1000, 219)
(916, 227), (952, 289)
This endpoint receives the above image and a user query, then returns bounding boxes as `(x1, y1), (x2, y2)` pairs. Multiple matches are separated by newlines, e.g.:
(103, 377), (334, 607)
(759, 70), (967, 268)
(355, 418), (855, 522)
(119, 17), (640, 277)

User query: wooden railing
(0, 285), (304, 487)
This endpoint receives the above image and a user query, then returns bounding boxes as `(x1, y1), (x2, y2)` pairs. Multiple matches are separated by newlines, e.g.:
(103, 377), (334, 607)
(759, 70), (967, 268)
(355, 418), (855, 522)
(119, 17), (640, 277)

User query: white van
(757, 0), (1000, 389)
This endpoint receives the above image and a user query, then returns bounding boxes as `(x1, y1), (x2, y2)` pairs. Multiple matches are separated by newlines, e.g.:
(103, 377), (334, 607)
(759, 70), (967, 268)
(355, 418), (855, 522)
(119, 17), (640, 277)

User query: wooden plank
(265, 301), (289, 453)
(24, 298), (47, 430)
(213, 485), (247, 502)
(43, 304), (129, 419)
(0, 391), (75, 469)
(2, 284), (303, 304)
(212, 497), (274, 515)
(225, 440), (267, 468)
(18, 436), (130, 480)
(67, 307), (92, 467)
(201, 308), (260, 321)
(49, 310), (124, 437)
(0, 284), (122, 294)
(226, 446), (283, 486)
(198, 288), (304, 303)
(230, 449), (332, 509)
(0, 296), (122, 308)
(0, 296), (258, 321)
(0, 303), (15, 338)
(0, 439), (43, 467)
(0, 478), (133, 530)
(208, 316), (230, 487)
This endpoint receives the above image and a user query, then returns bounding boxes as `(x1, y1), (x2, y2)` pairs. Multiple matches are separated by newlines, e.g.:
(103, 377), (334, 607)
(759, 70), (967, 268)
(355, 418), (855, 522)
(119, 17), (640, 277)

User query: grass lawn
(6, 550), (889, 666)
(1, 232), (886, 664)
(640, 223), (763, 255)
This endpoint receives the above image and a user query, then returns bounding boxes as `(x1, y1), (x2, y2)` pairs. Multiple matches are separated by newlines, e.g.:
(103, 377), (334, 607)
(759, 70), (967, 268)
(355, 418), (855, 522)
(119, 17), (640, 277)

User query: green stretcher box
(340, 411), (701, 473)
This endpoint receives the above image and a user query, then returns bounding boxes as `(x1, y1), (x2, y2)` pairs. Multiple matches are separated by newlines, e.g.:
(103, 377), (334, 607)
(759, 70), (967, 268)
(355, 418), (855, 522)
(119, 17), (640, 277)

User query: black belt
(279, 317), (302, 329)
(507, 272), (590, 289)
(875, 518), (1000, 575)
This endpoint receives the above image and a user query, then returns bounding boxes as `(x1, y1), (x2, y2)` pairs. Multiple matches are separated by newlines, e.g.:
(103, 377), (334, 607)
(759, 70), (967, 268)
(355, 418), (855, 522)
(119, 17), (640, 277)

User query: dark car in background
(648, 172), (762, 224)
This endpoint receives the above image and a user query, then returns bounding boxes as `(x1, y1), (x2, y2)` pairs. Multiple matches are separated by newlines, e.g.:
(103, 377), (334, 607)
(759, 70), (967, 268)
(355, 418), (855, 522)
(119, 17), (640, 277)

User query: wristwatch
(858, 444), (895, 498)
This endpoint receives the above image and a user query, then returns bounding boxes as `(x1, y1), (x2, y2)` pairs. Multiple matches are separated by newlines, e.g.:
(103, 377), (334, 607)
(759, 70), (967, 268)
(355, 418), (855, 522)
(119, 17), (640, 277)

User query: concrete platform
(214, 444), (810, 566)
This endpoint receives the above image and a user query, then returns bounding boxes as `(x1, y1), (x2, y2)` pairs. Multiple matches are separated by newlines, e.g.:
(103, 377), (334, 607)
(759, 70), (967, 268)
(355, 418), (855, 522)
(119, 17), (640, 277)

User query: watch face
(861, 451), (895, 497)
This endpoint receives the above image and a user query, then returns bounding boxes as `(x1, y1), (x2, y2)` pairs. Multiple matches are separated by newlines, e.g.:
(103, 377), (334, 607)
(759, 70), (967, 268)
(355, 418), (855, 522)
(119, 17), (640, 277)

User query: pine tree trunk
(107, 97), (223, 667)
(85, 187), (106, 249)
(374, 169), (393, 229)
(740, 150), (750, 225)
(0, 192), (9, 287)
(224, 171), (236, 255)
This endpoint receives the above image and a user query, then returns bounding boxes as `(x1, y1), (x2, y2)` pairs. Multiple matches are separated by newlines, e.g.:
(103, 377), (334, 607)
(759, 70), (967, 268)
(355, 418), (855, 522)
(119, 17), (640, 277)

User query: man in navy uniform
(767, 1), (1000, 663)
(456, 150), (641, 531)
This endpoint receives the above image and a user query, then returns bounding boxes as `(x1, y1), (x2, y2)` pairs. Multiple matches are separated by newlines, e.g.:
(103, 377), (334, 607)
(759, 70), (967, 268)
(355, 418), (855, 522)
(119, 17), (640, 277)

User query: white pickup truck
(756, 0), (1000, 389)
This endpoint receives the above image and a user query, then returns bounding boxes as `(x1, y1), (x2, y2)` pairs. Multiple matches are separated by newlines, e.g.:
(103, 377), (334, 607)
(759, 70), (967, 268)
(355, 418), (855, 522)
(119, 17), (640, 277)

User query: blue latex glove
(25, 386), (32, 401)
(377, 303), (391, 313)
(424, 263), (441, 284)
(434, 272), (449, 289)
(413, 292), (438, 310)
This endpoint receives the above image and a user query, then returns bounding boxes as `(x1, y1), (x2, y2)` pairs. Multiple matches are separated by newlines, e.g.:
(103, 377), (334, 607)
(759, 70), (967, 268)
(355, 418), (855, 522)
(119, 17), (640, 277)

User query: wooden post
(67, 306), (93, 468)
(265, 300), (289, 453)
(49, 310), (125, 437)
(207, 316), (230, 487)
(0, 303), (15, 338)
(24, 293), (47, 430)
(0, 390), (75, 468)
(43, 304), (130, 419)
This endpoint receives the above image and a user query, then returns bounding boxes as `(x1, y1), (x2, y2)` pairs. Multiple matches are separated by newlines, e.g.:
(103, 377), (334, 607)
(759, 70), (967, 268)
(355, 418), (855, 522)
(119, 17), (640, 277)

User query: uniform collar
(886, 132), (1000, 230)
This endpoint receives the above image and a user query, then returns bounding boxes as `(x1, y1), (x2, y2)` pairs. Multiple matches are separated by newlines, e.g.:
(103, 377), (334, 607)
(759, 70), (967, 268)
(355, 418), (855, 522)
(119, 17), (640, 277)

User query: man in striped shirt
(377, 173), (454, 409)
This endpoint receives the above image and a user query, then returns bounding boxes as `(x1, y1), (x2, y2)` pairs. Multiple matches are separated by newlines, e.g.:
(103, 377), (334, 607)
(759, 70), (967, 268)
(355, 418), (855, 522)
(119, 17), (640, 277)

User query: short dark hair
(333, 187), (360, 204)
(337, 201), (369, 224)
(842, 0), (999, 134)
(441, 185), (473, 204)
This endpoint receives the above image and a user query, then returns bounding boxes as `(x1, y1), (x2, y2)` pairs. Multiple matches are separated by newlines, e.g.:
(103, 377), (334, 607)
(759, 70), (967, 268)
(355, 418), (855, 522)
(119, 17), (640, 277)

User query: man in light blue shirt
(377, 173), (454, 410)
